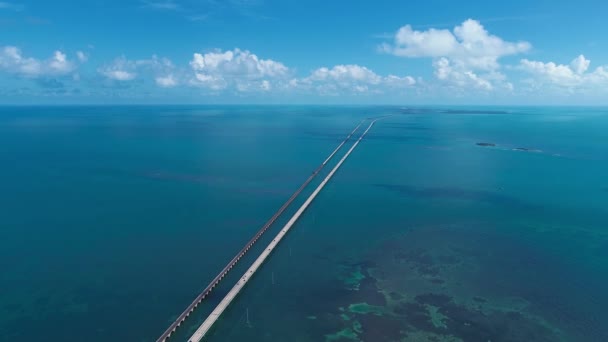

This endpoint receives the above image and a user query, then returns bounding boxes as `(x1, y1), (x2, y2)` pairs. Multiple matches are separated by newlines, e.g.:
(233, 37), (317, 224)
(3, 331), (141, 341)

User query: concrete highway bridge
(156, 116), (390, 342)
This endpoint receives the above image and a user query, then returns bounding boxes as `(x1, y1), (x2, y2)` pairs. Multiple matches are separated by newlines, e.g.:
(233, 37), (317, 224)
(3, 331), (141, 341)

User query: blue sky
(1, 0), (608, 104)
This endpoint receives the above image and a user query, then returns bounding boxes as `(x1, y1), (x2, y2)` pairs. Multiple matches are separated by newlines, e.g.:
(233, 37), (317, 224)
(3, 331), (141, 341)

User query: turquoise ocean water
(0, 106), (606, 341)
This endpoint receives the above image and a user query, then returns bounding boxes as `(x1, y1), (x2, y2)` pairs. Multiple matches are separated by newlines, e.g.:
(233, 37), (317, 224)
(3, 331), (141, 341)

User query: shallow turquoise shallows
(0, 106), (606, 342)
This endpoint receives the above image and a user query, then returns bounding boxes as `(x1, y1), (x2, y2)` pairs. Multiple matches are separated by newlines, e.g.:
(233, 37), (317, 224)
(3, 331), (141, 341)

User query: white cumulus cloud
(98, 57), (138, 81)
(155, 74), (178, 87)
(76, 51), (89, 63)
(298, 64), (416, 95)
(105, 70), (137, 81)
(381, 19), (531, 92)
(433, 57), (496, 91)
(382, 19), (531, 70)
(99, 55), (175, 83)
(189, 48), (289, 91)
(519, 54), (608, 90)
(569, 54), (590, 75)
(306, 64), (381, 84)
(0, 46), (77, 77)
(48, 51), (74, 74)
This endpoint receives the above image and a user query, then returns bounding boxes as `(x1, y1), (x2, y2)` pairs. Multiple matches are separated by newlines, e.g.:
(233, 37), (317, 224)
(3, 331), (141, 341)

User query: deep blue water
(0, 106), (606, 341)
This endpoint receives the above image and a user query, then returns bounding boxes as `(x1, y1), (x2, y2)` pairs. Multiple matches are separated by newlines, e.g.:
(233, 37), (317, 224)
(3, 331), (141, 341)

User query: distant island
(400, 108), (509, 115)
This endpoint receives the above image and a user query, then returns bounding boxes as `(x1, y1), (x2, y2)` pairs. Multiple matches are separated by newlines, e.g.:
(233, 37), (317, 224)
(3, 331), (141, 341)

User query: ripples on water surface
(0, 106), (606, 341)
